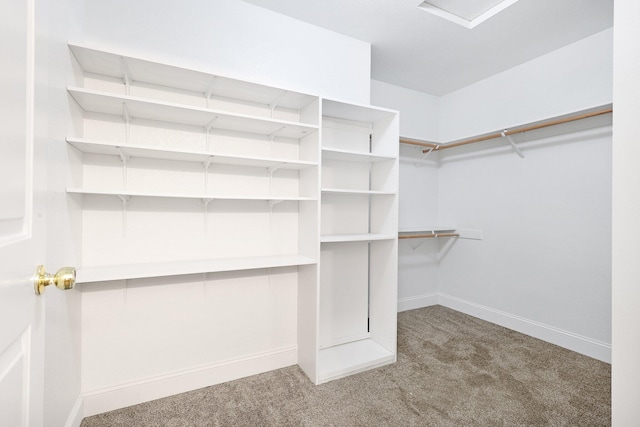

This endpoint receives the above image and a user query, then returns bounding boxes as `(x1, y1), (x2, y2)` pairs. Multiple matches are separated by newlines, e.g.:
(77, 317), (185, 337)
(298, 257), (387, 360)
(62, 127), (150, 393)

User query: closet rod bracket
(501, 130), (525, 158)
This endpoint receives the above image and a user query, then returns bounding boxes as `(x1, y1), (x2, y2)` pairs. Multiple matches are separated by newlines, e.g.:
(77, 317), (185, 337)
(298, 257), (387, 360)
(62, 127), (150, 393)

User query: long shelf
(67, 188), (316, 202)
(320, 233), (395, 243)
(317, 339), (395, 384)
(398, 226), (457, 234)
(69, 43), (317, 112)
(67, 138), (317, 170)
(321, 188), (396, 196)
(321, 148), (395, 163)
(68, 87), (318, 139)
(76, 254), (317, 284)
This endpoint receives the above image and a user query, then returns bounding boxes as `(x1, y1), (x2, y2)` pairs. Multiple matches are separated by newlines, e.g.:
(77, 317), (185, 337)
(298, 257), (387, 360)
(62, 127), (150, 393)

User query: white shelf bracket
(116, 194), (131, 235)
(204, 76), (217, 108)
(501, 130), (525, 158)
(122, 103), (132, 143)
(204, 117), (217, 150)
(268, 199), (283, 225)
(203, 156), (213, 193)
(268, 90), (287, 118)
(268, 163), (285, 196)
(268, 163), (284, 176)
(201, 198), (213, 233)
(415, 145), (437, 168)
(120, 57), (133, 96)
(268, 126), (286, 142)
(117, 147), (130, 191)
(268, 199), (283, 208)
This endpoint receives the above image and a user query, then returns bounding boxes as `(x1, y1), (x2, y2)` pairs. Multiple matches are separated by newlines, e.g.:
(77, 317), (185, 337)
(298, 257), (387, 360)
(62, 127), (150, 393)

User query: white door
(0, 0), (48, 425)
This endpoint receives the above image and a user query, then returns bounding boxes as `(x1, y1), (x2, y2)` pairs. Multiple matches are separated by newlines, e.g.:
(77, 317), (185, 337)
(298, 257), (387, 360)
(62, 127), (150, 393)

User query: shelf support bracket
(122, 103), (132, 143)
(204, 76), (217, 109)
(117, 147), (130, 191)
(268, 164), (284, 176)
(204, 117), (217, 151)
(203, 156), (213, 193)
(120, 57), (132, 96)
(268, 163), (285, 196)
(201, 198), (213, 233)
(501, 130), (525, 158)
(268, 90), (287, 118)
(268, 126), (286, 142)
(415, 145), (437, 168)
(116, 194), (131, 235)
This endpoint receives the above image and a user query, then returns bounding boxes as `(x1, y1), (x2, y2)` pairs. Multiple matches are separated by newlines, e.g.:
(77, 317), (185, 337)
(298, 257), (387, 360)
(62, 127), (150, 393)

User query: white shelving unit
(68, 44), (320, 277)
(67, 44), (398, 386)
(298, 98), (399, 384)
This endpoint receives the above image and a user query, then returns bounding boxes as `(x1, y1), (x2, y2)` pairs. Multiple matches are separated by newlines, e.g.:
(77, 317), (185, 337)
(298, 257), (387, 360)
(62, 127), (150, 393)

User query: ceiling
(241, 0), (613, 95)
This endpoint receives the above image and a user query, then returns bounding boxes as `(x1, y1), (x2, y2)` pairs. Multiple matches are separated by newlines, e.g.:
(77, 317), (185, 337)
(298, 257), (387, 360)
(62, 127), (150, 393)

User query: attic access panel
(418, 0), (520, 29)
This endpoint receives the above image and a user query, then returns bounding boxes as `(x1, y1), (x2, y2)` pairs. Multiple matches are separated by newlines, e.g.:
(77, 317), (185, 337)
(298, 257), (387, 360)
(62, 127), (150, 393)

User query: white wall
(82, 0), (371, 104)
(439, 28), (613, 142)
(371, 29), (613, 361)
(612, 0), (640, 423)
(44, 0), (85, 426)
(437, 120), (612, 361)
(370, 80), (442, 310)
(435, 27), (613, 362)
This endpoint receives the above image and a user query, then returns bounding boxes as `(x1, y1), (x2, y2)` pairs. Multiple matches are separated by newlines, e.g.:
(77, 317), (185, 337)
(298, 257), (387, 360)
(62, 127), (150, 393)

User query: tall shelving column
(298, 99), (399, 384)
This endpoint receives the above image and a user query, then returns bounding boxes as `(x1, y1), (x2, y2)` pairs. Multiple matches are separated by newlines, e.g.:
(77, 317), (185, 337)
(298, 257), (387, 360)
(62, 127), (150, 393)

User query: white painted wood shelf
(321, 188), (396, 196)
(68, 87), (318, 139)
(320, 233), (395, 243)
(69, 43), (317, 113)
(67, 188), (316, 202)
(67, 138), (317, 170)
(317, 339), (395, 384)
(76, 254), (317, 284)
(322, 148), (395, 163)
(398, 226), (457, 233)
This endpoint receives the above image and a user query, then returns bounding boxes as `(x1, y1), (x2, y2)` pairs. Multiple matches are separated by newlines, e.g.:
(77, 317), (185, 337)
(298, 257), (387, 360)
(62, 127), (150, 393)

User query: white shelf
(76, 254), (317, 284)
(317, 339), (395, 384)
(322, 148), (395, 163)
(67, 138), (317, 170)
(321, 188), (396, 196)
(398, 226), (457, 233)
(320, 233), (395, 243)
(67, 188), (316, 202)
(68, 87), (318, 139)
(322, 98), (397, 124)
(69, 43), (317, 112)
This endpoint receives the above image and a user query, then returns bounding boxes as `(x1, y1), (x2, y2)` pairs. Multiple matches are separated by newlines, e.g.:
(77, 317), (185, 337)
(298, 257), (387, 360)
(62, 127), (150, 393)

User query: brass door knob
(34, 265), (76, 295)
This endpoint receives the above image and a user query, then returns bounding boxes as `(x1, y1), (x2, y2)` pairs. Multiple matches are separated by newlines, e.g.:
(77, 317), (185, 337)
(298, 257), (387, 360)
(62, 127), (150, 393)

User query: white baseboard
(82, 346), (297, 417)
(64, 395), (84, 427)
(437, 293), (611, 363)
(397, 293), (439, 312)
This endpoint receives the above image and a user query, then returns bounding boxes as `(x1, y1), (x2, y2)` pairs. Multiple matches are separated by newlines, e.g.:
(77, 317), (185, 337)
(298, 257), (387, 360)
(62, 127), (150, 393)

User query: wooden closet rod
(398, 233), (459, 240)
(399, 107), (612, 153)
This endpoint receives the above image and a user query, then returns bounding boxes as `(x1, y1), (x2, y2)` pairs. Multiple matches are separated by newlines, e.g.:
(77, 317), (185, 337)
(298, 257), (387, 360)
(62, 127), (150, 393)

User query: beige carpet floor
(81, 306), (611, 426)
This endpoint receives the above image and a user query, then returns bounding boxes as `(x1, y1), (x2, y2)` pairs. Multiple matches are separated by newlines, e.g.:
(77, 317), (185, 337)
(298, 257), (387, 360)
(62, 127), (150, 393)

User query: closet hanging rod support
(501, 131), (524, 158)
(415, 146), (437, 167)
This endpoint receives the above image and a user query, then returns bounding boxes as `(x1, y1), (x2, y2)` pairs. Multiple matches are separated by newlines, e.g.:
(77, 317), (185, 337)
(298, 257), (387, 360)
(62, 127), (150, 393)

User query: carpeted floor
(81, 306), (611, 426)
